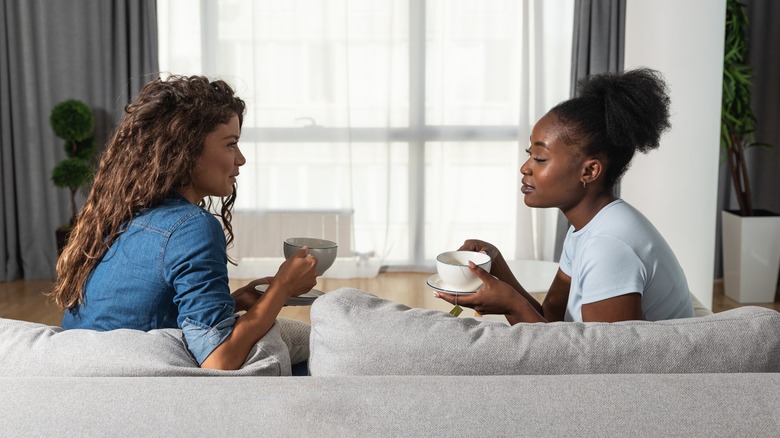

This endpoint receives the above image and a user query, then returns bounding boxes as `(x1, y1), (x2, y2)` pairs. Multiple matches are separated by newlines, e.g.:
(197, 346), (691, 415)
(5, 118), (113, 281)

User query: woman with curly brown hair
(50, 75), (318, 370)
(435, 68), (694, 324)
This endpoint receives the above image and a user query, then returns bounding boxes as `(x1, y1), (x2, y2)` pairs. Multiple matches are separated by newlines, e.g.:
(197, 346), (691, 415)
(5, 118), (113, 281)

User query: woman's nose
(520, 159), (530, 176)
(236, 146), (247, 166)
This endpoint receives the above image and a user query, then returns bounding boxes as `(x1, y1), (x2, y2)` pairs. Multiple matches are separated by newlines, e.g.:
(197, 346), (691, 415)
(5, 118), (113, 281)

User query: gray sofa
(2, 287), (780, 437)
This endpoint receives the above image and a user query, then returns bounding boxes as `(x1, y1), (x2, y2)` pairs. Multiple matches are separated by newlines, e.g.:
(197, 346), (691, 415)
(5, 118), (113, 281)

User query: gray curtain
(569, 0), (625, 97)
(0, 0), (158, 281)
(553, 0), (626, 262)
(715, 0), (780, 279)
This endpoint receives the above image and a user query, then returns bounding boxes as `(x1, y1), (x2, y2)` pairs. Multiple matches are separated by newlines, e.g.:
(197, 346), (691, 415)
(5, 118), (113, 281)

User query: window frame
(192, 0), (524, 265)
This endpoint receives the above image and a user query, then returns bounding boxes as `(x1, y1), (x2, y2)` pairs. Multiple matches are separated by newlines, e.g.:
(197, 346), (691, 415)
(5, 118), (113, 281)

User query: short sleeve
(163, 210), (236, 365)
(559, 225), (575, 277)
(577, 236), (647, 305)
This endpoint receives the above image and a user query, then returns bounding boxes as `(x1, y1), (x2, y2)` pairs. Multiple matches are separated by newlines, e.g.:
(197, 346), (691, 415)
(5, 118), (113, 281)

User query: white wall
(621, 0), (725, 308)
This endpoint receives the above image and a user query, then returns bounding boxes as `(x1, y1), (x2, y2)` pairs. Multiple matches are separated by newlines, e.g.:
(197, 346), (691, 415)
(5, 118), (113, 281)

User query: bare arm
(200, 248), (317, 370)
(231, 277), (272, 313)
(492, 267), (573, 324)
(537, 269), (643, 322)
(539, 269), (571, 322)
(581, 293), (643, 322)
(489, 254), (545, 317)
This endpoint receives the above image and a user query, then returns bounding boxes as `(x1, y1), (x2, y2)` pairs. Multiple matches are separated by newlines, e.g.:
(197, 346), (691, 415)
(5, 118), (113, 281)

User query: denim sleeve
(164, 210), (236, 365)
(181, 310), (238, 365)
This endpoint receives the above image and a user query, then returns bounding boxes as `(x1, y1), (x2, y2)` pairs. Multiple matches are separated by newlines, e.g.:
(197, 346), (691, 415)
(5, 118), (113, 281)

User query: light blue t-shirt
(559, 199), (694, 322)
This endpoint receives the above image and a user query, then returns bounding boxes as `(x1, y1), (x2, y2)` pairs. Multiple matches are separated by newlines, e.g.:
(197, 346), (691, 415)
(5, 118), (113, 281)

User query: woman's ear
(581, 158), (604, 185)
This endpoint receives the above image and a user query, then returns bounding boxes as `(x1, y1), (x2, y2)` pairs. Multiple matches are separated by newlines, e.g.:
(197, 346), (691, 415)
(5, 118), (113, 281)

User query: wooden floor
(1, 273), (778, 326)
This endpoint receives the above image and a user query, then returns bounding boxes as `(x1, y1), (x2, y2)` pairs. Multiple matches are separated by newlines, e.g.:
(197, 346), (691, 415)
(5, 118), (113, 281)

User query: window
(158, 0), (573, 267)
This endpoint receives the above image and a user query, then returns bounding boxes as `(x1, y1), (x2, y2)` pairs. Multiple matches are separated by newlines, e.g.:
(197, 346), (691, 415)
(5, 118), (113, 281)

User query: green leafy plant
(721, 0), (771, 216)
(50, 99), (96, 230)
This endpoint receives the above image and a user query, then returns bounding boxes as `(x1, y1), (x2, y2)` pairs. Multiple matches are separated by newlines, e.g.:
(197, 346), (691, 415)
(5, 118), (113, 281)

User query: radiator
(229, 209), (354, 260)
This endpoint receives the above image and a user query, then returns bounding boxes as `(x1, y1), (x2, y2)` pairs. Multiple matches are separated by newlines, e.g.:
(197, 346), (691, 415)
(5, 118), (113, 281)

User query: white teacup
(283, 237), (338, 276)
(435, 250), (492, 291)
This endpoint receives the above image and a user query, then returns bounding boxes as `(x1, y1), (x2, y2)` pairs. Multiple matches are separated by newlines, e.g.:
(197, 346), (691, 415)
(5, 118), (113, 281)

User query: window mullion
(200, 0), (218, 76)
(409, 0), (426, 265)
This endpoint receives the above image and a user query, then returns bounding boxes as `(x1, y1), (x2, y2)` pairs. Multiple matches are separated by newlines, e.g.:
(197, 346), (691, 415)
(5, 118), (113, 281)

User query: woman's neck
(563, 192), (617, 231)
(176, 187), (201, 205)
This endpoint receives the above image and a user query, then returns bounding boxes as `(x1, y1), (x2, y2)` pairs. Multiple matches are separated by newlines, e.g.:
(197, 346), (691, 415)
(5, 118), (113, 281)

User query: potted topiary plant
(50, 99), (96, 253)
(720, 0), (779, 303)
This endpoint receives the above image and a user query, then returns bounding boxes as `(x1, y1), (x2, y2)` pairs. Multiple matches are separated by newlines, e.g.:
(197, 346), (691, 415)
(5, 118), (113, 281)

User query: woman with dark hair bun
(435, 68), (694, 324)
(50, 75), (319, 370)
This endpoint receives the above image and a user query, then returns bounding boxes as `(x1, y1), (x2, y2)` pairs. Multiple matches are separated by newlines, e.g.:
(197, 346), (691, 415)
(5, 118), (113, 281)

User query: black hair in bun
(550, 67), (671, 186)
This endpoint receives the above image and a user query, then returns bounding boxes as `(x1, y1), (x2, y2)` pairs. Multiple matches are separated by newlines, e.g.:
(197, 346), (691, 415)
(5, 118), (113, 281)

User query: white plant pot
(721, 210), (780, 303)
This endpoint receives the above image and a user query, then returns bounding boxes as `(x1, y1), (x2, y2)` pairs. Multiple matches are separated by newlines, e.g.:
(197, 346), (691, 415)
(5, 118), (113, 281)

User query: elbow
(200, 352), (243, 371)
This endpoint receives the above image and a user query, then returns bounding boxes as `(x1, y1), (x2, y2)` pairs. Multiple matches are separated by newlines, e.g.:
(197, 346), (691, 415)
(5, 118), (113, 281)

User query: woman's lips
(521, 180), (534, 194)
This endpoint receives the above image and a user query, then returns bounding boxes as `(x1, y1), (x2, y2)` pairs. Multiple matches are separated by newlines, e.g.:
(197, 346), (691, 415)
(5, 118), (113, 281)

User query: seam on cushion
(611, 311), (780, 327)
(250, 343), (283, 376)
(325, 294), (779, 328)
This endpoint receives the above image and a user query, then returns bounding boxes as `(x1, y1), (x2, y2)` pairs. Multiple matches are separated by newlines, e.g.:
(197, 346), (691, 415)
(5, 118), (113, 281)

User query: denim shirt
(61, 193), (237, 365)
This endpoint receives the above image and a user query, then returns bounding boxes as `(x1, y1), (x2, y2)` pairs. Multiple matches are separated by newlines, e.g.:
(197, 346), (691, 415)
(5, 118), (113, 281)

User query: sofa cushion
(277, 317), (311, 365)
(309, 288), (780, 376)
(0, 318), (291, 377)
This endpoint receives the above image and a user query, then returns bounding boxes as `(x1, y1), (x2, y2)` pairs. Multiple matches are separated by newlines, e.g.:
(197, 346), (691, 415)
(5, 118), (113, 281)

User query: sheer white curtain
(157, 0), (572, 273)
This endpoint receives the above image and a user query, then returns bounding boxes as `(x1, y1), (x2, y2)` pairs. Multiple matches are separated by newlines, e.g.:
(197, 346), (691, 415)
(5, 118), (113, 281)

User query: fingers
(458, 240), (480, 252)
(434, 291), (475, 307)
(290, 246), (319, 269)
(459, 240), (492, 260)
(283, 247), (317, 272)
(278, 250), (317, 278)
(468, 261), (492, 282)
(247, 276), (273, 287)
(292, 246), (310, 258)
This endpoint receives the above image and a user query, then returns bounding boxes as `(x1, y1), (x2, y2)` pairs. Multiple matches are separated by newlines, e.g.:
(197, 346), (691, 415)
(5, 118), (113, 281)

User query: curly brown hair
(50, 75), (247, 310)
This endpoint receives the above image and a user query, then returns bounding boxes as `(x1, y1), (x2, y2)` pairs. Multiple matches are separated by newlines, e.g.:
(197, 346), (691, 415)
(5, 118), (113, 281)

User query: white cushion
(0, 318), (291, 376)
(309, 288), (780, 376)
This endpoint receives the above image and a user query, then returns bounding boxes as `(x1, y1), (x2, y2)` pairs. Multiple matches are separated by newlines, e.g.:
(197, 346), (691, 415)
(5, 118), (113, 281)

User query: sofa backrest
(0, 318), (291, 377)
(309, 288), (780, 376)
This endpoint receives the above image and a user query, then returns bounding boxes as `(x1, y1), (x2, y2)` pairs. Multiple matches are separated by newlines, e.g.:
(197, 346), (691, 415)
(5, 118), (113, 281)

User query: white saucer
(426, 274), (481, 295)
(255, 284), (325, 306)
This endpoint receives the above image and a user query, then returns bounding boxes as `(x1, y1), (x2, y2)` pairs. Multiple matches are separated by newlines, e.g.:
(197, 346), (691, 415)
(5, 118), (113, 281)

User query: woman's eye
(525, 148), (545, 162)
